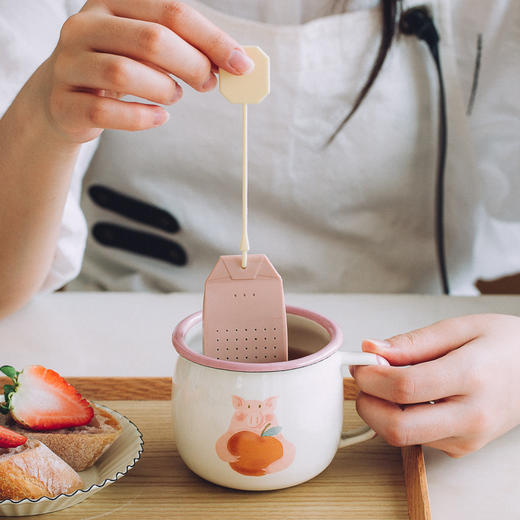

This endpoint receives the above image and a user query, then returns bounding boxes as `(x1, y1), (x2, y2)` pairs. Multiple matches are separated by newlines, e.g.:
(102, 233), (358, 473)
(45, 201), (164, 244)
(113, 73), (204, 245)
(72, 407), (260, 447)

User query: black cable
(431, 44), (449, 295)
(400, 6), (450, 295)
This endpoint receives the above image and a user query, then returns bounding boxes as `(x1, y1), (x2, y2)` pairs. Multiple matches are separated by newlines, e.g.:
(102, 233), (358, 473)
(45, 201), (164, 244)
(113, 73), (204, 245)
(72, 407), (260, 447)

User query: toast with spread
(0, 365), (123, 500)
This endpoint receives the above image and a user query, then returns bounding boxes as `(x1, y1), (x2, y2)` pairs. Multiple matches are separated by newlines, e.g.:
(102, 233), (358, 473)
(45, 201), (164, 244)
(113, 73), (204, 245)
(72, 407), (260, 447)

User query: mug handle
(338, 351), (388, 449)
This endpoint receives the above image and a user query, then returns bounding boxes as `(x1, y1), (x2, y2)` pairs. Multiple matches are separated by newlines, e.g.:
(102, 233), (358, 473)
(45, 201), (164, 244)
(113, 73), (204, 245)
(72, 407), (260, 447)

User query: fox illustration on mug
(216, 395), (296, 476)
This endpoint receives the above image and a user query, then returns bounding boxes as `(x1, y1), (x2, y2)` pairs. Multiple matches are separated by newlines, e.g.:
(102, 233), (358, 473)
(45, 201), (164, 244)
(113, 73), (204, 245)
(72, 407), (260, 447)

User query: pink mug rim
(171, 305), (343, 372)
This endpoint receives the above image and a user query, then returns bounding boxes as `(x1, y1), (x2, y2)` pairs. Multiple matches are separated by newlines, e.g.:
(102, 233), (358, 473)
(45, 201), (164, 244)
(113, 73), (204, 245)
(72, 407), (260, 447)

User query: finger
(353, 345), (475, 404)
(423, 437), (475, 458)
(361, 315), (484, 365)
(65, 13), (218, 92)
(356, 392), (469, 446)
(102, 0), (254, 74)
(58, 91), (170, 132)
(55, 51), (183, 106)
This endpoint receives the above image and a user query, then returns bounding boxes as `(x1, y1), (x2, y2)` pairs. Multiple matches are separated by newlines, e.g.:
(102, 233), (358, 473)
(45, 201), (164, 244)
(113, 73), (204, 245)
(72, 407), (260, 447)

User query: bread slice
(0, 405), (122, 472)
(0, 440), (83, 501)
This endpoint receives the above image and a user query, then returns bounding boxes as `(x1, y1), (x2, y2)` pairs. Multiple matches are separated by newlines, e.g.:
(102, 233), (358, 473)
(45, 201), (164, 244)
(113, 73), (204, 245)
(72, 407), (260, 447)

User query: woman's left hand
(351, 314), (520, 457)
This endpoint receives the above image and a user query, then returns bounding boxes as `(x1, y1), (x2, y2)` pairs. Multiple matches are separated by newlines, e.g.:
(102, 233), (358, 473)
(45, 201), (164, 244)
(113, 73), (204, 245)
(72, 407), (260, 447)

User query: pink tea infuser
(203, 46), (288, 363)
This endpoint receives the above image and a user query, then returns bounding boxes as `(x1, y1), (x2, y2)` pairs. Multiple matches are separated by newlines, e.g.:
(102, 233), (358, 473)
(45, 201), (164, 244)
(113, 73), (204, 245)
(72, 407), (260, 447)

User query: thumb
(362, 315), (482, 366)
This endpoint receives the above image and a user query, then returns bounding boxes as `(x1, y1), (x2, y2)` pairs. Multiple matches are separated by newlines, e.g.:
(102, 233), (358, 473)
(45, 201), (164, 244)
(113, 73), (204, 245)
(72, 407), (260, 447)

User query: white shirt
(0, 0), (519, 295)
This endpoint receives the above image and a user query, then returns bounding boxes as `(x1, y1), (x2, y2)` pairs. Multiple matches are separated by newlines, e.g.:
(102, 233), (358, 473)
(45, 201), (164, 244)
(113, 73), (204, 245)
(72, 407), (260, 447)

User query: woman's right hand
(41, 0), (254, 143)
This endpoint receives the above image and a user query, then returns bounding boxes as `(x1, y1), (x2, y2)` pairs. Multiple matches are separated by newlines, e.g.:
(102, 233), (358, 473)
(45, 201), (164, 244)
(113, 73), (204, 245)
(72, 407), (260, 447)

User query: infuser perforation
(206, 315), (286, 363)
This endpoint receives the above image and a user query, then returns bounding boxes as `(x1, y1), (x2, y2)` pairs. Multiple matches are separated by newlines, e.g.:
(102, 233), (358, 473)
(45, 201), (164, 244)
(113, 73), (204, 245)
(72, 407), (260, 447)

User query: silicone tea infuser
(202, 47), (288, 363)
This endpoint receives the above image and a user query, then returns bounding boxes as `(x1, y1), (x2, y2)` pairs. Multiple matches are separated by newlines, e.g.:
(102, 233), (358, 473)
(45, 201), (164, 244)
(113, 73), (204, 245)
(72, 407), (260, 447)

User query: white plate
(0, 404), (143, 517)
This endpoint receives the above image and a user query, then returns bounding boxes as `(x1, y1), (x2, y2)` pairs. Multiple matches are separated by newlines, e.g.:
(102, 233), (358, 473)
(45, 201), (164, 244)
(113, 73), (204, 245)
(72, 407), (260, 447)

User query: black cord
(400, 6), (450, 295)
(431, 44), (449, 295)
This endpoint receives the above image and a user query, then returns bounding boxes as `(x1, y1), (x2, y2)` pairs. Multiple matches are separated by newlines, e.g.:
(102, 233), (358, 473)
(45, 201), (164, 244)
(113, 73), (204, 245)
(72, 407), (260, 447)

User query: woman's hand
(42, 0), (254, 143)
(0, 0), (254, 317)
(351, 314), (520, 457)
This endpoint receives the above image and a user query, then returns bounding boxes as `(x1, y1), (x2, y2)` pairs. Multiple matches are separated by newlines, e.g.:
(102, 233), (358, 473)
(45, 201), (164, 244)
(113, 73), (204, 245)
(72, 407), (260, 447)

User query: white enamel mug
(171, 305), (388, 491)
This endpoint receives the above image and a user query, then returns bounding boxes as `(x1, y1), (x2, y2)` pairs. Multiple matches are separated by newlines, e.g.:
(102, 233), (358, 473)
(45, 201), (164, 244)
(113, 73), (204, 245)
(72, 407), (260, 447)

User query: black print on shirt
(92, 223), (187, 266)
(89, 184), (180, 233)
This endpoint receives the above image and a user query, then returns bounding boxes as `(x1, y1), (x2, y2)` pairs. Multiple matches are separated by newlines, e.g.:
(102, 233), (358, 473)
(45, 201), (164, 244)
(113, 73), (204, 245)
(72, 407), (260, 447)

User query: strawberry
(0, 424), (27, 448)
(0, 365), (94, 431)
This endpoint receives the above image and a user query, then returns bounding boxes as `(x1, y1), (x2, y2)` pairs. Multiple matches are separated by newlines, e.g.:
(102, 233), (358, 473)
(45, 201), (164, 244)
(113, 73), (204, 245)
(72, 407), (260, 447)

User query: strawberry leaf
(3, 384), (15, 407)
(0, 366), (18, 382)
(262, 426), (282, 437)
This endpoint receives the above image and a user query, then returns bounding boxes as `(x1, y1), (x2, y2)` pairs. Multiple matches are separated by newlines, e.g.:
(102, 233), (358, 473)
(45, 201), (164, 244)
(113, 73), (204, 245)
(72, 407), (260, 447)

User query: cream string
(240, 103), (249, 268)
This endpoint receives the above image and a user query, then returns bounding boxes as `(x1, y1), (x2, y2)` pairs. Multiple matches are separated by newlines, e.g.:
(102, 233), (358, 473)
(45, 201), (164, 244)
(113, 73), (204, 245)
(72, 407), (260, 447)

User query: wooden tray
(3, 377), (430, 520)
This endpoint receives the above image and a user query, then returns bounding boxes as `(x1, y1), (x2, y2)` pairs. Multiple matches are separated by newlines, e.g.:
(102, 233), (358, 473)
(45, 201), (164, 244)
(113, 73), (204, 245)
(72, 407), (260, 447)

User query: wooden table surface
(9, 379), (413, 520)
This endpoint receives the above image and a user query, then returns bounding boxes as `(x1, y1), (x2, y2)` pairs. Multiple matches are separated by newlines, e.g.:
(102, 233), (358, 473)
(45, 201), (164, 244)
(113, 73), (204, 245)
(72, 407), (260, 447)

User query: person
(0, 0), (519, 457)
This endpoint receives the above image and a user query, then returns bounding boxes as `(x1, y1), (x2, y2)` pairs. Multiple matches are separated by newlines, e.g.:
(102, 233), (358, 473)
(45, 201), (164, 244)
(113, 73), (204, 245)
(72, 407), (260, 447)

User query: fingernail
(154, 110), (169, 126)
(171, 83), (183, 103)
(377, 355), (390, 366)
(228, 49), (255, 74)
(201, 74), (216, 91)
(364, 338), (392, 349)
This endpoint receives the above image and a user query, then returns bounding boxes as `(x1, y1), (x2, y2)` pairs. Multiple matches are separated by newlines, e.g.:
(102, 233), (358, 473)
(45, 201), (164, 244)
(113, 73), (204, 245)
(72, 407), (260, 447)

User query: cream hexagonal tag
(219, 46), (270, 104)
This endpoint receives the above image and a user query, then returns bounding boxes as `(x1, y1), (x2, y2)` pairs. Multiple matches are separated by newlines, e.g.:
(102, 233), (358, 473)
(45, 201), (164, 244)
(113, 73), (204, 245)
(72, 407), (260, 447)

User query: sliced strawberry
(0, 424), (27, 448)
(1, 365), (93, 431)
